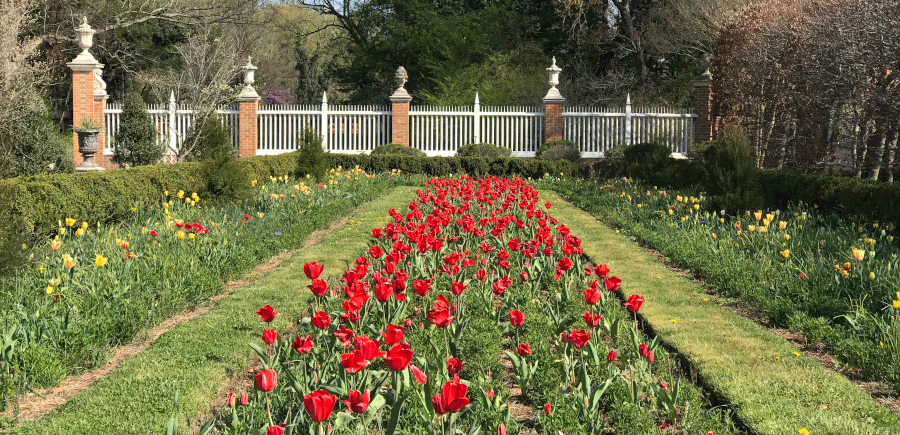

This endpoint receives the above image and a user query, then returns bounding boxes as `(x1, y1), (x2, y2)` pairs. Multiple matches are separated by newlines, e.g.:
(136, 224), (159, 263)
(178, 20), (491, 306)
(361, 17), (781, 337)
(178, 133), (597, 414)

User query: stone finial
(68, 16), (101, 68)
(701, 53), (713, 80)
(237, 55), (260, 101)
(390, 66), (412, 103)
(395, 66), (409, 90)
(543, 57), (565, 103)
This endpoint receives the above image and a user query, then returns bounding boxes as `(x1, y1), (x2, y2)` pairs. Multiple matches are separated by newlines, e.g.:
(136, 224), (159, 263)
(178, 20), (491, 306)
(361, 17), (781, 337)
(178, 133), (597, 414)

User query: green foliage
(699, 126), (762, 213)
(536, 139), (580, 162)
(295, 128), (328, 180)
(184, 115), (234, 162)
(326, 154), (579, 179)
(112, 94), (163, 168)
(369, 143), (427, 157)
(456, 143), (512, 159)
(0, 108), (73, 178)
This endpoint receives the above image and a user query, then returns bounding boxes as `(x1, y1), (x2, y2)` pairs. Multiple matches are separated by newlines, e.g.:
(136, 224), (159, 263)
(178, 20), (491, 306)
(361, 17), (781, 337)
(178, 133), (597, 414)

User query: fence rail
(104, 93), (695, 159)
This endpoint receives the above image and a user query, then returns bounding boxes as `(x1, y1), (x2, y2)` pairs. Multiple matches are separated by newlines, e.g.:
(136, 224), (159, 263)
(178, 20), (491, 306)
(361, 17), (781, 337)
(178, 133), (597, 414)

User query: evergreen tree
(112, 94), (163, 167)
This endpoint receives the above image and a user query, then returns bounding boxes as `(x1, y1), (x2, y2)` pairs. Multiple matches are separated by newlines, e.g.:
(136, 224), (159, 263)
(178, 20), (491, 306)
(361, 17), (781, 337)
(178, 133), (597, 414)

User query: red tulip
(491, 281), (507, 295)
(543, 403), (552, 415)
(384, 342), (414, 371)
(372, 228), (383, 238)
(312, 311), (332, 330)
(380, 324), (405, 345)
(334, 325), (355, 346)
(149, 230), (158, 237)
(413, 279), (432, 296)
(292, 335), (314, 354)
(583, 287), (601, 305)
(342, 389), (370, 413)
(646, 350), (655, 363)
(507, 238), (521, 251)
(606, 276), (622, 291)
(446, 357), (463, 376)
(340, 351), (369, 374)
(266, 426), (284, 435)
(374, 283), (393, 303)
(368, 245), (384, 258)
(624, 294), (644, 312)
(450, 281), (467, 295)
(594, 264), (610, 278)
(545, 202), (552, 209)
(262, 328), (277, 345)
(569, 329), (590, 348)
(308, 279), (328, 297)
(255, 369), (277, 392)
(256, 305), (279, 323)
(607, 350), (618, 362)
(354, 336), (386, 360)
(639, 344), (649, 357)
(303, 262), (324, 279)
(431, 375), (470, 414)
(582, 311), (602, 327)
(227, 392), (236, 407)
(519, 270), (529, 282)
(517, 343), (531, 356)
(411, 364), (428, 384)
(509, 310), (524, 327)
(304, 389), (337, 422)
(240, 392), (249, 406)
(557, 257), (573, 271)
(498, 423), (507, 435)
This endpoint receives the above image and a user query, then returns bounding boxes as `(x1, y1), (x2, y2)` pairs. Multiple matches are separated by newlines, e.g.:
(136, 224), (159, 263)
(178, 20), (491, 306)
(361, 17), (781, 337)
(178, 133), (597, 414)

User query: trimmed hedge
(326, 154), (579, 179)
(0, 153), (298, 239)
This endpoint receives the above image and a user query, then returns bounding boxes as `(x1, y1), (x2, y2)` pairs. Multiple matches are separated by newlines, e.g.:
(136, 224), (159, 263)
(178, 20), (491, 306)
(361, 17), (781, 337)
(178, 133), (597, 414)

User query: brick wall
(71, 69), (111, 169)
(693, 77), (714, 143)
(391, 101), (410, 146)
(544, 102), (563, 142)
(238, 101), (257, 157)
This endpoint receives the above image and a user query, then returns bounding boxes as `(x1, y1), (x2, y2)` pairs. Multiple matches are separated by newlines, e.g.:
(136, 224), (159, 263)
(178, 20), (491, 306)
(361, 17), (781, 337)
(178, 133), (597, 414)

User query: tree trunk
(887, 128), (898, 183)
(856, 121), (871, 178)
(872, 128), (888, 181)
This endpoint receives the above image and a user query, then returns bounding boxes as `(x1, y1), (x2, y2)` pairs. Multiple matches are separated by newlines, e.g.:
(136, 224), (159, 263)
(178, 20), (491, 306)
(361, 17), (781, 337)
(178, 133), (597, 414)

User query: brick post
(237, 57), (260, 157)
(543, 58), (565, 144)
(693, 70), (714, 143)
(390, 66), (413, 147)
(67, 17), (107, 171)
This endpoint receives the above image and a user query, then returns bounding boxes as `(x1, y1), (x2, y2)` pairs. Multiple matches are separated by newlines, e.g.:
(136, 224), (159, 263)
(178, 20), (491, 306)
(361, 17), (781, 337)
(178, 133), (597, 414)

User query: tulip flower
(646, 350), (655, 363)
(50, 238), (61, 251)
(256, 305), (279, 323)
(304, 389), (337, 422)
(607, 350), (618, 362)
(605, 276), (622, 291)
(303, 262), (324, 279)
(569, 329), (590, 348)
(509, 310), (524, 327)
(340, 350), (370, 374)
(292, 335), (314, 354)
(624, 294), (644, 312)
(255, 369), (277, 392)
(517, 343), (531, 356)
(446, 357), (463, 376)
(227, 392), (236, 407)
(63, 254), (77, 270)
(431, 375), (470, 414)
(384, 342), (414, 371)
(343, 389), (370, 413)
(582, 311), (602, 327)
(95, 255), (107, 268)
(308, 279), (328, 297)
(262, 328), (277, 345)
(380, 324), (404, 346)
(149, 230), (158, 237)
(594, 263), (610, 278)
(312, 311), (332, 330)
(450, 281), (467, 295)
(240, 392), (249, 406)
(852, 248), (865, 262)
(413, 279), (432, 296)
(368, 245), (384, 258)
(557, 257), (573, 271)
(543, 403), (552, 415)
(411, 364), (428, 384)
(266, 426), (284, 435)
(584, 287), (601, 305)
(334, 325), (355, 346)
(639, 344), (649, 357)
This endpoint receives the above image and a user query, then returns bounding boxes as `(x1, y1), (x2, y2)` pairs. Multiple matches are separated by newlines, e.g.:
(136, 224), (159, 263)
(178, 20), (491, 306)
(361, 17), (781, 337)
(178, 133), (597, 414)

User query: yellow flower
(95, 255), (107, 267)
(177, 190), (185, 199)
(892, 300), (900, 309)
(676, 195), (683, 202)
(784, 234), (790, 240)
(798, 429), (809, 435)
(851, 248), (865, 262)
(778, 221), (787, 230)
(748, 225), (756, 232)
(188, 233), (195, 240)
(869, 272), (876, 280)
(65, 217), (76, 227)
(753, 211), (762, 221)
(62, 254), (77, 269)
(163, 190), (169, 196)
(49, 278), (60, 287)
(257, 212), (265, 219)
(21, 243), (28, 250)
(693, 204), (699, 210)
(780, 249), (790, 258)
(792, 352), (800, 357)
(59, 227), (66, 235)
(38, 264), (44, 273)
(176, 230), (185, 240)
(75, 228), (85, 237)
(759, 225), (768, 233)
(668, 209), (673, 215)
(80, 221), (88, 230)
(46, 286), (53, 295)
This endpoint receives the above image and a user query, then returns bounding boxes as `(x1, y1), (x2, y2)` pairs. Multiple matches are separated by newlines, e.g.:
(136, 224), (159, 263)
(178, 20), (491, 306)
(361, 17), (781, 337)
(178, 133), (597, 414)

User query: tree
(112, 93), (163, 167)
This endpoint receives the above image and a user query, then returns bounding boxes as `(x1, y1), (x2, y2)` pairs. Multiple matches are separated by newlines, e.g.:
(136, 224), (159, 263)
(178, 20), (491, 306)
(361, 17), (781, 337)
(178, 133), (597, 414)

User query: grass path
(12, 186), (418, 435)
(540, 189), (900, 435)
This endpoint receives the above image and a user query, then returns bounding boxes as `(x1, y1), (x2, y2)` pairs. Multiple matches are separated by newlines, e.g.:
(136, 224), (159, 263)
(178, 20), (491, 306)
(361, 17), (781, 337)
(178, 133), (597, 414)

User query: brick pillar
(543, 57), (565, 144)
(693, 71), (714, 143)
(390, 97), (411, 146)
(68, 18), (107, 171)
(237, 56), (260, 157)
(238, 100), (258, 157)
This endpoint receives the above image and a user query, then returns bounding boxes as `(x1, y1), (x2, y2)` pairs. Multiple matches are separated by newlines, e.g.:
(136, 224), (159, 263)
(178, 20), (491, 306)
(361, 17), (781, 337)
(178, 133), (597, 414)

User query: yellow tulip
(65, 217), (76, 227)
(46, 286), (53, 295)
(869, 272), (875, 280)
(95, 255), (107, 267)
(784, 234), (790, 240)
(753, 211), (762, 221)
(893, 300), (900, 309)
(668, 209), (673, 215)
(693, 204), (699, 210)
(851, 248), (865, 262)
(62, 254), (77, 269)
(188, 233), (195, 240)
(778, 221), (787, 230)
(257, 212), (265, 219)
(75, 228), (85, 237)
(49, 278), (61, 287)
(59, 227), (66, 235)
(80, 221), (88, 230)
(748, 225), (756, 232)
(779, 249), (790, 258)
(176, 230), (185, 240)
(177, 190), (185, 199)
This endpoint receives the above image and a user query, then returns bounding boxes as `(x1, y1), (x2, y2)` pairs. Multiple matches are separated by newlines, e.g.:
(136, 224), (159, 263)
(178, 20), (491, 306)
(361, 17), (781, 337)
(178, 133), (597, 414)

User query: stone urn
(75, 129), (104, 171)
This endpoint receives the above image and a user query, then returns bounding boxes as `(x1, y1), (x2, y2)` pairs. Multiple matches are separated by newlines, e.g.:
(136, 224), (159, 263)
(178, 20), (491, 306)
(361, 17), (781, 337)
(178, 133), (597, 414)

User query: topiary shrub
(188, 116), (251, 202)
(536, 139), (580, 162)
(0, 109), (72, 178)
(603, 143), (631, 160)
(295, 127), (328, 180)
(369, 143), (426, 157)
(700, 125), (762, 213)
(457, 143), (511, 159)
(111, 94), (163, 168)
(184, 115), (233, 162)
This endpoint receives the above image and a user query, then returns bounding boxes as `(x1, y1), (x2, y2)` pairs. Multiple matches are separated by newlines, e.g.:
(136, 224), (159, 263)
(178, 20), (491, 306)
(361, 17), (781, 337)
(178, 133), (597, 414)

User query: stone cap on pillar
(237, 56), (261, 102)
(67, 17), (103, 71)
(542, 57), (565, 104)
(693, 53), (713, 86)
(389, 66), (413, 103)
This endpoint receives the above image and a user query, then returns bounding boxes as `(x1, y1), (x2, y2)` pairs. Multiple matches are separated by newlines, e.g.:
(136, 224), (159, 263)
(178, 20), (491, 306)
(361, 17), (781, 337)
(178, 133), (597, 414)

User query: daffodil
(95, 255), (107, 267)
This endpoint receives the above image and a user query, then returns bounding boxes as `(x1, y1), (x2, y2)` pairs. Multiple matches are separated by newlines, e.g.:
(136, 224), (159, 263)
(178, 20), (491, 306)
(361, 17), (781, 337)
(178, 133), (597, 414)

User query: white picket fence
(104, 92), (696, 158)
(104, 92), (239, 158)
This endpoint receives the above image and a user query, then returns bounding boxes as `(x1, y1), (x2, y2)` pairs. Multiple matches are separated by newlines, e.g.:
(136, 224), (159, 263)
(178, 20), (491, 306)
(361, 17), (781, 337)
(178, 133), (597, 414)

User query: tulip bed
(0, 168), (404, 408)
(546, 177), (900, 393)
(209, 176), (739, 435)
